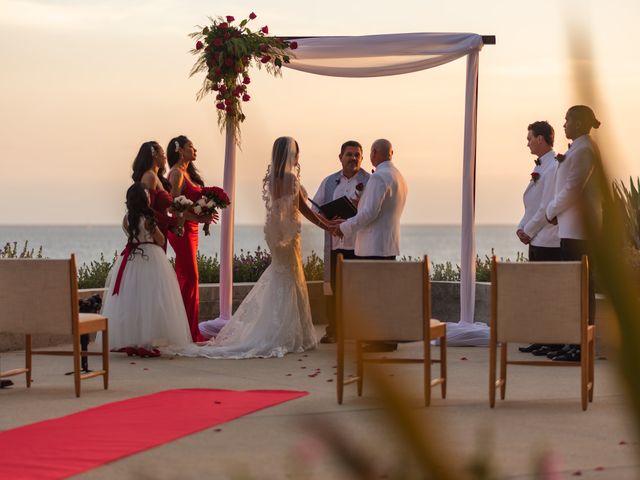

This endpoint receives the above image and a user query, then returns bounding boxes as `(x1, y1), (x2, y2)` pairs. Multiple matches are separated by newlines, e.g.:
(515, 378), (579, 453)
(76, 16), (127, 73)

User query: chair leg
(588, 337), (594, 402)
(440, 332), (447, 399)
(337, 336), (344, 405)
(356, 341), (363, 397)
(102, 327), (109, 390)
(73, 335), (82, 398)
(489, 337), (496, 408)
(424, 336), (431, 407)
(581, 343), (588, 411)
(25, 334), (32, 388)
(500, 342), (507, 400)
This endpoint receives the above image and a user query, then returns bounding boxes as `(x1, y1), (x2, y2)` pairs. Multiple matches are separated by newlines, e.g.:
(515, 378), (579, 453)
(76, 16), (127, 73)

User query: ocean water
(0, 224), (526, 268)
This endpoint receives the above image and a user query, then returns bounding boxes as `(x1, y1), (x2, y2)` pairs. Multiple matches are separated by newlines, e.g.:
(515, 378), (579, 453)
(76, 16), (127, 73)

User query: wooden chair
(335, 255), (446, 406)
(489, 256), (595, 410)
(0, 255), (109, 397)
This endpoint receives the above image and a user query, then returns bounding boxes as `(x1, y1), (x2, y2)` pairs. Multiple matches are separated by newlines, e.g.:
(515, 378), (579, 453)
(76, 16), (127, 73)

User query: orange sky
(1, 0), (638, 225)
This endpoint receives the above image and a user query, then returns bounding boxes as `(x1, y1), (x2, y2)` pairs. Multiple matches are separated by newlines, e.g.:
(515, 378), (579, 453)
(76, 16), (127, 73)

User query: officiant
(312, 140), (370, 344)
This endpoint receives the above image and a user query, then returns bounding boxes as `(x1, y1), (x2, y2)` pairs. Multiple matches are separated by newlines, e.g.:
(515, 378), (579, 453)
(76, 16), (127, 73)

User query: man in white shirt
(544, 105), (602, 361)
(516, 121), (562, 355)
(517, 121), (561, 261)
(334, 139), (407, 259)
(312, 140), (370, 344)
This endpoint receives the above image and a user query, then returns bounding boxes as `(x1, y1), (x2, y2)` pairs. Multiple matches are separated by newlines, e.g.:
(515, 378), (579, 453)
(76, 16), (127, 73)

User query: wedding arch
(202, 31), (496, 346)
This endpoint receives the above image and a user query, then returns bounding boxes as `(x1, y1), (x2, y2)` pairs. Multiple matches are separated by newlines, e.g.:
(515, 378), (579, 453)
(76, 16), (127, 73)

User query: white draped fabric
(207, 32), (490, 345)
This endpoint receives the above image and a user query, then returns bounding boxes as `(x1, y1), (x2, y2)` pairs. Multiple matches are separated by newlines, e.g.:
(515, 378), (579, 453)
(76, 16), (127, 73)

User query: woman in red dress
(131, 141), (184, 245)
(166, 135), (216, 342)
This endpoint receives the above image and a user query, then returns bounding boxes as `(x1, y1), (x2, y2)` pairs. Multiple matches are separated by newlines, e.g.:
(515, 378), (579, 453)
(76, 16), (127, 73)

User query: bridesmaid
(166, 135), (216, 342)
(131, 141), (184, 245)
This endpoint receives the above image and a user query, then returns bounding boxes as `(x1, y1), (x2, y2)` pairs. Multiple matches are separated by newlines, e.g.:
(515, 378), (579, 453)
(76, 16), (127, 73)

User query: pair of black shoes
(518, 344), (563, 356)
(549, 345), (581, 362)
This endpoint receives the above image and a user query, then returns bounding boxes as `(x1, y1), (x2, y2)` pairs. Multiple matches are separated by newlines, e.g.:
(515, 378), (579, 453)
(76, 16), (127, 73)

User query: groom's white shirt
(339, 160), (407, 257)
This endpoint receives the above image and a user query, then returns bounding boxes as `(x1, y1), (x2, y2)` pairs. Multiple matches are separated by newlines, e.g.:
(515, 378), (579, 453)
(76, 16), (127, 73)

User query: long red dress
(148, 188), (177, 251)
(167, 176), (204, 342)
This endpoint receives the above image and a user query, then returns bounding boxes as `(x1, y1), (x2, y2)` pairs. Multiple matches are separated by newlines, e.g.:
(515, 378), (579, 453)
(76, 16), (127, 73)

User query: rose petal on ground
(460, 357), (468, 361)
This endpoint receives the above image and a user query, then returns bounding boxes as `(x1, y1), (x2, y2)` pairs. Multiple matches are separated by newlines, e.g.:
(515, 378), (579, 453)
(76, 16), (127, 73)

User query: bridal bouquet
(197, 186), (231, 235)
(189, 12), (298, 134)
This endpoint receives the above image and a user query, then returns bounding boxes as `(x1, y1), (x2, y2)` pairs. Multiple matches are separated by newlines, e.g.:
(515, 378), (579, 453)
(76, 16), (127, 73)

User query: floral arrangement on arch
(189, 13), (298, 135)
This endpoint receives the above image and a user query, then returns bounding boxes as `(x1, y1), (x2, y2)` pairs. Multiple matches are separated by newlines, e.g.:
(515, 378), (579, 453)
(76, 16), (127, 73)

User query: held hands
(516, 229), (531, 245)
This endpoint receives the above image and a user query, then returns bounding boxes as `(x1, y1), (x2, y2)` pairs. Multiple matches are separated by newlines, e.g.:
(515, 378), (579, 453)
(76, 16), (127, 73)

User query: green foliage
(612, 176), (640, 249)
(1, 241), (43, 259)
(196, 251), (220, 284)
(77, 252), (117, 289)
(426, 250), (526, 282)
(302, 251), (324, 281)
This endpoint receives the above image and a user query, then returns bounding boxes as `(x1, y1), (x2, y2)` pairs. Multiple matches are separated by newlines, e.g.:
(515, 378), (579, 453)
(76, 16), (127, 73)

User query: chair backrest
(492, 259), (587, 344)
(337, 257), (429, 342)
(0, 256), (78, 336)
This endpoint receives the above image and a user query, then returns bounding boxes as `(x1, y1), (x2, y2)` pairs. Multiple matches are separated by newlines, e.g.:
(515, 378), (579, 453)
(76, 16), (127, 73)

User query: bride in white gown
(178, 137), (335, 359)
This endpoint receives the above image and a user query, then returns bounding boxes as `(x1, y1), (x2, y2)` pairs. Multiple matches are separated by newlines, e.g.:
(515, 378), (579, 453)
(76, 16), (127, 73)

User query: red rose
(195, 40), (204, 50)
(261, 25), (269, 34)
(242, 76), (251, 84)
(249, 12), (257, 20)
(213, 37), (223, 47)
(234, 65), (243, 73)
(355, 182), (364, 191)
(216, 102), (225, 110)
(214, 67), (222, 75)
(224, 57), (234, 67)
(289, 41), (298, 50)
(242, 93), (251, 102)
(224, 31), (230, 40)
(260, 55), (271, 63)
(226, 15), (235, 22)
(259, 44), (268, 52)
(218, 84), (227, 93)
(224, 98), (232, 105)
(531, 172), (541, 182)
(218, 22), (228, 29)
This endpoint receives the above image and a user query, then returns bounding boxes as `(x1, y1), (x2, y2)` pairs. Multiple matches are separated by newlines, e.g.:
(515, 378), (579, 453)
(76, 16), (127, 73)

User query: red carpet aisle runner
(0, 388), (308, 480)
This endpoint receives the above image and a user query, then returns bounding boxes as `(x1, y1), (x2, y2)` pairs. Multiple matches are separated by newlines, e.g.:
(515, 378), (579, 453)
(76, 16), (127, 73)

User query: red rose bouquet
(197, 186), (231, 235)
(189, 13), (298, 135)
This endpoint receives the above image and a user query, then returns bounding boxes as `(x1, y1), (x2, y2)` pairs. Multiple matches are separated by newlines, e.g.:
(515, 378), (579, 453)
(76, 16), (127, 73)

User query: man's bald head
(370, 139), (393, 167)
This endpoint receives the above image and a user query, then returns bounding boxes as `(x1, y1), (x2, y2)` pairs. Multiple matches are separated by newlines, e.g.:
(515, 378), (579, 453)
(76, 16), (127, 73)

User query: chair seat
(78, 313), (107, 335)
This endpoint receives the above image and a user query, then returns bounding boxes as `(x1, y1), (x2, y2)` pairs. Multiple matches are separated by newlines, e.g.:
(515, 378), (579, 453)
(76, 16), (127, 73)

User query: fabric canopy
(202, 32), (491, 346)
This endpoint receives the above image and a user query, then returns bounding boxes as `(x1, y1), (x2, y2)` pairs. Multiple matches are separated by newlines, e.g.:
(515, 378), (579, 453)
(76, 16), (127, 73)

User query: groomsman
(516, 121), (562, 355)
(545, 105), (602, 361)
(334, 139), (408, 260)
(312, 140), (370, 344)
(516, 121), (561, 261)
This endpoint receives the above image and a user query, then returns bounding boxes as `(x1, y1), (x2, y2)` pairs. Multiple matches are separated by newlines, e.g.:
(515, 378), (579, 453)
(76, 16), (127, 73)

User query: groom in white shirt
(334, 139), (407, 259)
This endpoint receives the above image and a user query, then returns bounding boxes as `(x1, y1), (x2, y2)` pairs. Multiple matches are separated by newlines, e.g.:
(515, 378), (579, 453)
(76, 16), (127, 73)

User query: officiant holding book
(312, 140), (370, 344)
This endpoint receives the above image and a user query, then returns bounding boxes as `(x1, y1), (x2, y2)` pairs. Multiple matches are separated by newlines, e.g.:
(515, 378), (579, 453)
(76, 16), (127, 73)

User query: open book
(310, 196), (357, 219)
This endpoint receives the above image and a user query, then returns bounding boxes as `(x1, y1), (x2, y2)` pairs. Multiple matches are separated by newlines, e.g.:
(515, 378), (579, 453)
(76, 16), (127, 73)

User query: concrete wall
(0, 282), (616, 355)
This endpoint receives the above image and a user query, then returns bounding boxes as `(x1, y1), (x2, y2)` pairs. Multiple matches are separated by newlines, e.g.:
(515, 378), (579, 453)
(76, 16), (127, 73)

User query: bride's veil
(262, 137), (301, 249)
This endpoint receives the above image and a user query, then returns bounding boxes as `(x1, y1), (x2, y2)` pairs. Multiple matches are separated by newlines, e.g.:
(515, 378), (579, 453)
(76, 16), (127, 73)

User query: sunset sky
(1, 0), (638, 225)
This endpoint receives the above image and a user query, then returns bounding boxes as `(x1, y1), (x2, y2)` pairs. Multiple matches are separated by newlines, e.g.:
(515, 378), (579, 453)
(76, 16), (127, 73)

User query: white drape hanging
(203, 32), (490, 345)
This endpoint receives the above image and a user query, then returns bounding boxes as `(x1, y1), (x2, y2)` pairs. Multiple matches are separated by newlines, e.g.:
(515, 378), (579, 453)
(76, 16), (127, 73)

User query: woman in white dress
(101, 182), (192, 356)
(179, 137), (334, 359)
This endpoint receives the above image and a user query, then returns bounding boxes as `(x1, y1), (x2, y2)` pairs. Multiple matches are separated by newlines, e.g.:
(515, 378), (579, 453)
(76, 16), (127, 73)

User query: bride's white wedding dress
(178, 177), (318, 359)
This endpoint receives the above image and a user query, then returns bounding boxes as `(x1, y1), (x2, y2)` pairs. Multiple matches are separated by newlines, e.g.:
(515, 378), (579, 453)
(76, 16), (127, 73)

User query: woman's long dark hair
(167, 135), (205, 187)
(125, 183), (156, 246)
(131, 141), (172, 191)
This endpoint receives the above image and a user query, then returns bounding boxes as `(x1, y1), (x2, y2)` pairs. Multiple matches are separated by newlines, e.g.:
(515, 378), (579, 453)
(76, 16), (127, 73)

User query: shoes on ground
(320, 334), (336, 344)
(518, 343), (542, 353)
(552, 347), (581, 362)
(0, 379), (14, 388)
(531, 344), (564, 356)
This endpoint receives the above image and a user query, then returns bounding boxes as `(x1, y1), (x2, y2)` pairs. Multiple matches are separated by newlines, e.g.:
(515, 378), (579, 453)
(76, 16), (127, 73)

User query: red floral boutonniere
(530, 172), (540, 183)
(555, 153), (566, 164)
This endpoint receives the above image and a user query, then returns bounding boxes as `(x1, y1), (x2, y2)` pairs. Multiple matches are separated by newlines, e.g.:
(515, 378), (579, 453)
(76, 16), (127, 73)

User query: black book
(310, 196), (357, 219)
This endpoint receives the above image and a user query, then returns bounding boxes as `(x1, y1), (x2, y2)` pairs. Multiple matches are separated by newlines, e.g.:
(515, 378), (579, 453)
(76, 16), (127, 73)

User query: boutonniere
(335, 177), (341, 186)
(555, 153), (566, 164)
(530, 172), (540, 183)
(355, 182), (365, 198)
